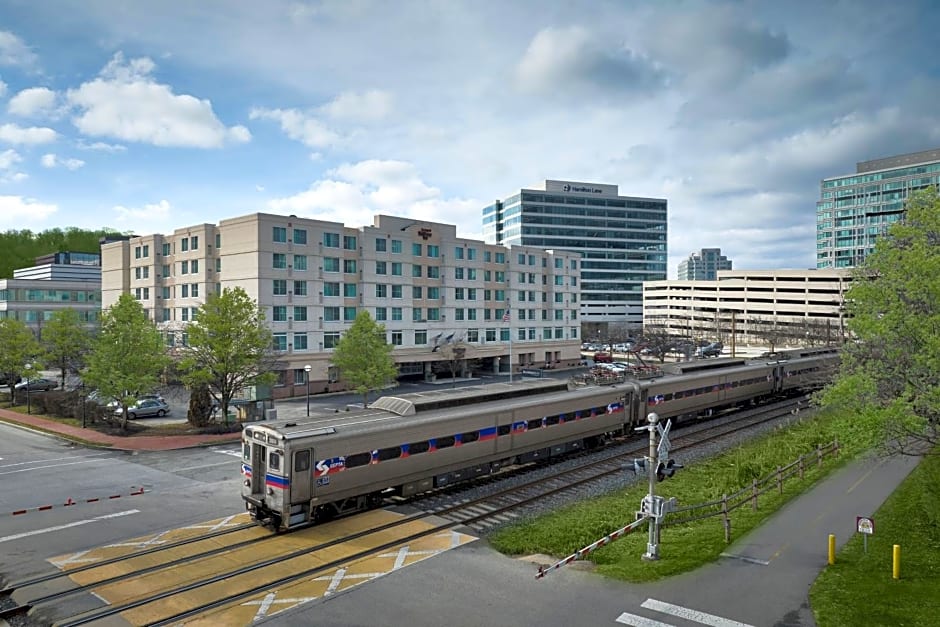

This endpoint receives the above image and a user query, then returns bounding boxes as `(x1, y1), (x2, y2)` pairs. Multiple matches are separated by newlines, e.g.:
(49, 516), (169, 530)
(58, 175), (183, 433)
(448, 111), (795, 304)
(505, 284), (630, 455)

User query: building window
(427, 245), (439, 258)
(467, 268), (477, 280)
(412, 264), (422, 278)
(375, 307), (387, 321)
(455, 288), (465, 300)
(391, 331), (402, 346)
(455, 267), (464, 280)
(454, 247), (464, 260)
(324, 332), (340, 349)
(392, 307), (402, 321)
(468, 248), (477, 261)
(191, 260), (199, 273)
(293, 228), (307, 245)
(412, 243), (422, 256)
(324, 306), (340, 321)
(391, 262), (403, 276)
(343, 259), (357, 274)
(181, 284), (189, 298)
(392, 285), (402, 299)
(142, 245), (149, 257)
(413, 307), (423, 321)
(162, 286), (170, 299)
(294, 281), (308, 296)
(272, 333), (287, 351)
(273, 279), (287, 295)
(375, 237), (387, 252)
(343, 307), (357, 321)
(294, 306), (307, 321)
(427, 308), (440, 321)
(181, 238), (189, 252)
(135, 246), (141, 260)
(180, 306), (188, 321)
(273, 227), (287, 243)
(496, 252), (506, 264)
(215, 233), (221, 249)
(324, 282), (340, 297)
(190, 236), (198, 250)
(294, 255), (307, 270)
(376, 284), (388, 298)
(343, 283), (357, 298)
(324, 257), (340, 272)
(216, 258), (221, 272)
(179, 261), (188, 275)
(468, 288), (477, 300)
(376, 261), (387, 275)
(343, 235), (357, 250)
(273, 253), (287, 269)
(486, 329), (496, 341)
(190, 283), (199, 297)
(427, 286), (440, 299)
(391, 239), (402, 254)
(428, 266), (440, 279)
(162, 243), (171, 256)
(324, 232), (340, 247)
(413, 286), (422, 299)
(468, 308), (477, 321)
(414, 330), (427, 345)
(455, 309), (464, 321)
(273, 305), (287, 322)
(294, 332), (308, 350)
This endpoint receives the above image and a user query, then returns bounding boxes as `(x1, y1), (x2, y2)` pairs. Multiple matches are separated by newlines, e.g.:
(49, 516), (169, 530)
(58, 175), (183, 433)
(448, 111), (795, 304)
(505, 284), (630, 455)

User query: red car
(593, 352), (613, 363)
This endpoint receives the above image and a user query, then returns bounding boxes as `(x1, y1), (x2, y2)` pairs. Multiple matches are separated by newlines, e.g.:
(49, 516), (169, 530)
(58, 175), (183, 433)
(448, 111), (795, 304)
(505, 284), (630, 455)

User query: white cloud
(112, 199), (173, 225)
(40, 153), (85, 170)
(0, 31), (39, 68)
(76, 139), (127, 153)
(0, 196), (57, 227)
(0, 79), (6, 98)
(0, 148), (21, 170)
(66, 53), (251, 148)
(250, 107), (339, 148)
(0, 122), (58, 144)
(320, 89), (392, 122)
(8, 87), (57, 117)
(267, 159), (481, 236)
(515, 25), (665, 97)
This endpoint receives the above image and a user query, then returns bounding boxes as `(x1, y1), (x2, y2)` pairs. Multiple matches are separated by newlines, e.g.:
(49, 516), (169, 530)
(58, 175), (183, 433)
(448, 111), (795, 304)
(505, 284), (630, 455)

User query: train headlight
(244, 480), (250, 487)
(267, 487), (274, 496)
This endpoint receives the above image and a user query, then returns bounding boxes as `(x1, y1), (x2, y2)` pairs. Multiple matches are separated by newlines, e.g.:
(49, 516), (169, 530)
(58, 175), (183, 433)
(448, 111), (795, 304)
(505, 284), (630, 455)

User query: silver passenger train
(242, 348), (838, 531)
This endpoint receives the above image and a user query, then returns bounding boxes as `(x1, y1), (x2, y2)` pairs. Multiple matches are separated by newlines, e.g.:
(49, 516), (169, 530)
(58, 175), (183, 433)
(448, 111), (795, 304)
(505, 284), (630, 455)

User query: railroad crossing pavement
(264, 451), (922, 627)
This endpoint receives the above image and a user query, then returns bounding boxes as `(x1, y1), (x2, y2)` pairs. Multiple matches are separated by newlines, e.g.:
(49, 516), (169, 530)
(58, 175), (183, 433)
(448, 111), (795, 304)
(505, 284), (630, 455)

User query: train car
(242, 351), (837, 531)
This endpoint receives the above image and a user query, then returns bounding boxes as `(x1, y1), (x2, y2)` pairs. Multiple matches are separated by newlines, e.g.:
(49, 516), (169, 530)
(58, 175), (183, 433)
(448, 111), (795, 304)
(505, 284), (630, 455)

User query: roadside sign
(857, 516), (874, 554)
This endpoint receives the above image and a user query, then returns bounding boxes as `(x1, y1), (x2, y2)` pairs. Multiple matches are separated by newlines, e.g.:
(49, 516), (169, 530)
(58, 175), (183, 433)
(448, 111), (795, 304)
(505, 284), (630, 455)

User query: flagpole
(506, 301), (512, 385)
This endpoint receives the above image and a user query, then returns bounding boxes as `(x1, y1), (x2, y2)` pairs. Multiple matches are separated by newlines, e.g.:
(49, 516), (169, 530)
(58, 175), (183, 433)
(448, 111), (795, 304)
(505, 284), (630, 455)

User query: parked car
(593, 351), (613, 363)
(696, 342), (724, 358)
(14, 378), (57, 392)
(114, 398), (171, 419)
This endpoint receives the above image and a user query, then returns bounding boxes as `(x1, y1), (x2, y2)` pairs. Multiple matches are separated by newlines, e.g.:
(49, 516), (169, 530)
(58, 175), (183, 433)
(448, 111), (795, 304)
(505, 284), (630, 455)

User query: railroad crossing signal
(631, 457), (648, 475)
(655, 459), (683, 481)
(656, 419), (672, 460)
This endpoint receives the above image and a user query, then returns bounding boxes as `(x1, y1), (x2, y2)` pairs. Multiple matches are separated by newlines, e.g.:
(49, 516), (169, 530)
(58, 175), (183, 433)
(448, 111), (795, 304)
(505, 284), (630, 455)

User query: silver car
(114, 398), (171, 419)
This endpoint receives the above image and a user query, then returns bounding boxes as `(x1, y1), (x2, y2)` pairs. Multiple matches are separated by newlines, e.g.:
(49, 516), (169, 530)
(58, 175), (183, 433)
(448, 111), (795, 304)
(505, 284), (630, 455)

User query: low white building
(643, 269), (851, 350)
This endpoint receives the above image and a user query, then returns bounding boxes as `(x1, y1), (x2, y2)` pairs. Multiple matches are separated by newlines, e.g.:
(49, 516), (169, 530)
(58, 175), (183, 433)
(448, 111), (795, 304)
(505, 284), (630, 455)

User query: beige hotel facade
(101, 213), (583, 398)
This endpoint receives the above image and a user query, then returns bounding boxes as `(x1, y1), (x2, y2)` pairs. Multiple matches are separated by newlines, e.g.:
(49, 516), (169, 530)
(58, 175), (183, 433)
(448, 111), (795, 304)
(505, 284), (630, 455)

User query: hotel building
(101, 213), (582, 397)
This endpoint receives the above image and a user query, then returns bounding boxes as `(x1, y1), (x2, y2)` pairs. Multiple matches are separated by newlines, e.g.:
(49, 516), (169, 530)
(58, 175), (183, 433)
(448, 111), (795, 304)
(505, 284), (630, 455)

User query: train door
(772, 365), (784, 393)
(249, 441), (267, 497)
(291, 449), (312, 503)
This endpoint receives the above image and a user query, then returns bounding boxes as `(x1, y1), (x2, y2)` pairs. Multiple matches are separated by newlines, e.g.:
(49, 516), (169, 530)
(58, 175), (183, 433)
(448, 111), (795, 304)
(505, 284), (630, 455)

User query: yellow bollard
(828, 534), (836, 565)
(893, 544), (900, 580)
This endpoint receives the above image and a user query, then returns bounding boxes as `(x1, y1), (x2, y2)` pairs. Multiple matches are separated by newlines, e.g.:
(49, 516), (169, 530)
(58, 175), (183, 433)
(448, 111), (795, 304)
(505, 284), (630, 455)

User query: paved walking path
(0, 407), (241, 451)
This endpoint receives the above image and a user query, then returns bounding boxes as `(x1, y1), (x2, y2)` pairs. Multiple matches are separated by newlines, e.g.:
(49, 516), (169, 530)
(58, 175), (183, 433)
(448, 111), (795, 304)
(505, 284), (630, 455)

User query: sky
(1, 0), (939, 278)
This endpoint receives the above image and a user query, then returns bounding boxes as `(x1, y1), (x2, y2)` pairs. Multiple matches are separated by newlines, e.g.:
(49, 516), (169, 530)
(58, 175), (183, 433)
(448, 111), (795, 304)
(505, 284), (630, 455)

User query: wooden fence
(663, 439), (841, 543)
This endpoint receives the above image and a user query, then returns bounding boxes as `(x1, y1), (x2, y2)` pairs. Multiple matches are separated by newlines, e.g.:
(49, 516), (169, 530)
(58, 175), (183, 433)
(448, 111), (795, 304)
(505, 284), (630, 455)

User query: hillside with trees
(0, 227), (124, 277)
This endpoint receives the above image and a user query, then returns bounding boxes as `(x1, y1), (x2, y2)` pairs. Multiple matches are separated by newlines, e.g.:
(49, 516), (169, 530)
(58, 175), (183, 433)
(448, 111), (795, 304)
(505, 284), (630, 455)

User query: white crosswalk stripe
(615, 599), (755, 627)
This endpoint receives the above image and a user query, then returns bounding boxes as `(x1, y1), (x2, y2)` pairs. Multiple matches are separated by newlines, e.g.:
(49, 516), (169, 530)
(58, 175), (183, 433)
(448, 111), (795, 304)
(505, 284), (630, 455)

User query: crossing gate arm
(535, 515), (649, 579)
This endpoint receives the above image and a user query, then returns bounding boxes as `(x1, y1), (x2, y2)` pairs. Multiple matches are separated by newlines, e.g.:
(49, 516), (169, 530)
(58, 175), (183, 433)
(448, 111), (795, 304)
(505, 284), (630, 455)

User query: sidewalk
(0, 407), (241, 451)
(634, 451), (923, 626)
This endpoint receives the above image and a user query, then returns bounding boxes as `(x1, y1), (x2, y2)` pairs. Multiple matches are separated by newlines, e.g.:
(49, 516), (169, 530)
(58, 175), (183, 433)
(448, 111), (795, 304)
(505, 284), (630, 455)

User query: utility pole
(644, 411), (659, 560)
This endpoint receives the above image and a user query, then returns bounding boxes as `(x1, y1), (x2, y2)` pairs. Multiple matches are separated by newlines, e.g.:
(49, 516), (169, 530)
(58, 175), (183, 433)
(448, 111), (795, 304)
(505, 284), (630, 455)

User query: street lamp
(304, 364), (311, 417)
(25, 363), (32, 415)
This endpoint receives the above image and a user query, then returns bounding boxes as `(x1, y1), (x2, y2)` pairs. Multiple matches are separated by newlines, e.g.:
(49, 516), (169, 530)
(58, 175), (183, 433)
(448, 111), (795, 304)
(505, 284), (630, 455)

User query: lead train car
(242, 350), (837, 531)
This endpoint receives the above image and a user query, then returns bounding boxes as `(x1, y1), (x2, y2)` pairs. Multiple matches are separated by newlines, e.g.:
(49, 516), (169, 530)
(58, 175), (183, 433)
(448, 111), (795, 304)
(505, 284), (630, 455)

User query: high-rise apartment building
(817, 147), (940, 269)
(101, 213), (582, 397)
(483, 180), (667, 327)
(677, 248), (732, 280)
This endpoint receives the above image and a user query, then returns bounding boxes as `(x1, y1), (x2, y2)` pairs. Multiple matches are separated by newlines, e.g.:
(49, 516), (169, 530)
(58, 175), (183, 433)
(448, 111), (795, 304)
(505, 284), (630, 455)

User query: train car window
(244, 429), (253, 438)
(267, 435), (278, 445)
(243, 442), (251, 461)
(461, 431), (479, 444)
(436, 435), (456, 449)
(497, 424), (511, 436)
(663, 393), (673, 401)
(377, 446), (402, 461)
(527, 418), (542, 430)
(544, 415), (560, 426)
(294, 450), (310, 472)
(269, 452), (281, 471)
(409, 441), (430, 455)
(345, 452), (371, 468)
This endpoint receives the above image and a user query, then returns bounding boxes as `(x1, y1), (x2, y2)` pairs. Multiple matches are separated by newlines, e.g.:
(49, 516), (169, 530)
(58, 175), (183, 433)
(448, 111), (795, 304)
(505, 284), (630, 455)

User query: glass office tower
(483, 179), (667, 325)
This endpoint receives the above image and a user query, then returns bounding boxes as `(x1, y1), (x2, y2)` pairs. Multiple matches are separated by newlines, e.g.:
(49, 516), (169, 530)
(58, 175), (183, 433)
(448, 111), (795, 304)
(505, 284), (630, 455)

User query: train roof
(370, 378), (569, 416)
(660, 358), (748, 375)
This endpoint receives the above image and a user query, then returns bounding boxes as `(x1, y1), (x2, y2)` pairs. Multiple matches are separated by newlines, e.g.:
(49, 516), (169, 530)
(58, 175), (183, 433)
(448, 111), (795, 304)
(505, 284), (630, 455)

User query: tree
(0, 319), (43, 403)
(819, 188), (940, 455)
(438, 340), (469, 387)
(83, 294), (169, 429)
(749, 316), (789, 352)
(42, 308), (93, 389)
(332, 311), (398, 408)
(178, 287), (277, 422)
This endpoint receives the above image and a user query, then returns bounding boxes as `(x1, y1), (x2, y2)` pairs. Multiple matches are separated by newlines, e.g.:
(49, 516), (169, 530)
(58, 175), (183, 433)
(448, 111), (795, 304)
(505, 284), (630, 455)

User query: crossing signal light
(656, 459), (682, 481)
(631, 457), (647, 475)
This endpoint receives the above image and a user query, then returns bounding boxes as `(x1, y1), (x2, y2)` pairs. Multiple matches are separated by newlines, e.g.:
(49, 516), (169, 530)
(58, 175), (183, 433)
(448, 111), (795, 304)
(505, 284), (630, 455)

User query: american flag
(502, 310), (511, 323)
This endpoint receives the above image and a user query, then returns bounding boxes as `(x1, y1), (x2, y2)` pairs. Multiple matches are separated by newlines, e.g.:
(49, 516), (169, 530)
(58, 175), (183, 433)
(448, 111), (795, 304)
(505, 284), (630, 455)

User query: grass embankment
(490, 408), (884, 579)
(810, 453), (940, 627)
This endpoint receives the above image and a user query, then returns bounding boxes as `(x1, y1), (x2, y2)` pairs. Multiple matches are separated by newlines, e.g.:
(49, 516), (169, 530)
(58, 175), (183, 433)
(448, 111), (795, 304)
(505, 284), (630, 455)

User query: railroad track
(2, 396), (807, 626)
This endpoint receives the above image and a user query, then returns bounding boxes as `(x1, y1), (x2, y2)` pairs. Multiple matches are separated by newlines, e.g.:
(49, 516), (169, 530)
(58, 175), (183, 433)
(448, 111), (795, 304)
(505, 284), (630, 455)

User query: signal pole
(641, 412), (660, 560)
